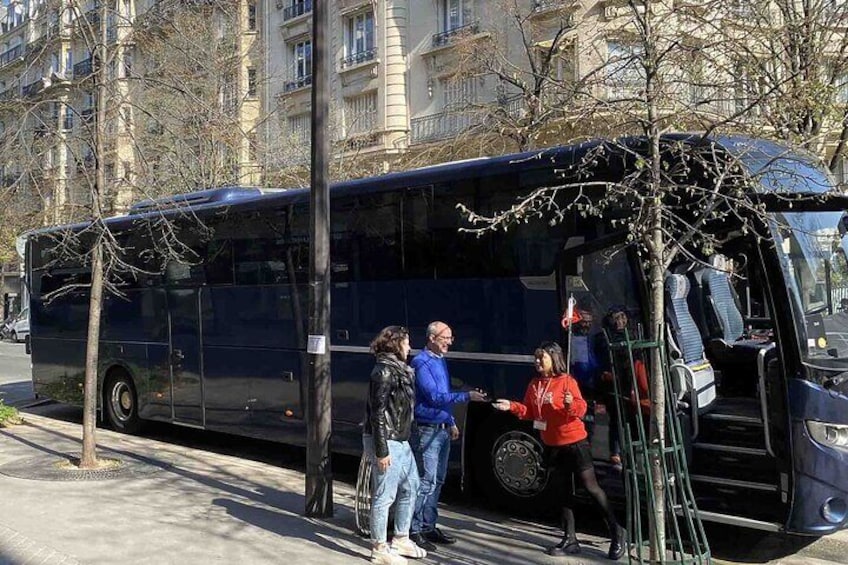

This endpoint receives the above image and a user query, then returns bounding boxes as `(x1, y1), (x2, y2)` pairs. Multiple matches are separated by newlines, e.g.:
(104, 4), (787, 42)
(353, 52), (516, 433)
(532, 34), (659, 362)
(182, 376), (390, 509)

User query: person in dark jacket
(363, 326), (427, 565)
(409, 321), (487, 551)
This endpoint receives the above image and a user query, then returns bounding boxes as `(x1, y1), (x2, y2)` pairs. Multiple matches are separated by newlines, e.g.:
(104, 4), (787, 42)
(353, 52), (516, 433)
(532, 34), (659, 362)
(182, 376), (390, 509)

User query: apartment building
(0, 0), (262, 222)
(264, 0), (848, 185)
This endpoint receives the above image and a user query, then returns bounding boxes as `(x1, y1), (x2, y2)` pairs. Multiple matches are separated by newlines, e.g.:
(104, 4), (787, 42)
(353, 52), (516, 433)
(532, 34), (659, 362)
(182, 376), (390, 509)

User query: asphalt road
(0, 340), (32, 406)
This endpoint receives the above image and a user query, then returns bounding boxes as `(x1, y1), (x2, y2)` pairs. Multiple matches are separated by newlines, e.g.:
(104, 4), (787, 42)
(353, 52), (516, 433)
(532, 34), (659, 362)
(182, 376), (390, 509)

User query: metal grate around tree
(605, 330), (711, 564)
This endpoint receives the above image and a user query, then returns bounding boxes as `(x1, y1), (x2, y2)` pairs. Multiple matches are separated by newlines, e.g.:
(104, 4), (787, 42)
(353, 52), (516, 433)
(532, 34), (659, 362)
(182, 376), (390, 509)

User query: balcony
(283, 0), (312, 21)
(74, 59), (93, 79)
(0, 45), (24, 68)
(340, 48), (376, 70)
(410, 110), (484, 144)
(22, 79), (44, 98)
(432, 22), (479, 48)
(0, 87), (17, 101)
(284, 74), (312, 92)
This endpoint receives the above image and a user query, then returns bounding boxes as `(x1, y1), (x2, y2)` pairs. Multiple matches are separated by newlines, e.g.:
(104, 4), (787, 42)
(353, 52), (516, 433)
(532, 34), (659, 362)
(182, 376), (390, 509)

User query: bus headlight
(806, 420), (848, 451)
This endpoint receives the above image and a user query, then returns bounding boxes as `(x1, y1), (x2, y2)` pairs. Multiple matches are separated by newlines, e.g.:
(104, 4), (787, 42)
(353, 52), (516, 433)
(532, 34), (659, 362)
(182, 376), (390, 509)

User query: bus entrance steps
(606, 334), (711, 564)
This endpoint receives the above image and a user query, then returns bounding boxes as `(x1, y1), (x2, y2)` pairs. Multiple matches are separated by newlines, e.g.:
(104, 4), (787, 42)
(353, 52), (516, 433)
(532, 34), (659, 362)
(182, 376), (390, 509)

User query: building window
(442, 0), (473, 32)
(837, 72), (848, 105)
(287, 113), (310, 145)
(283, 0), (312, 22)
(442, 75), (478, 110)
(342, 11), (375, 68)
(344, 91), (377, 137)
(247, 68), (257, 96)
(605, 41), (645, 100)
(247, 132), (257, 161)
(248, 0), (257, 31)
(285, 39), (312, 91)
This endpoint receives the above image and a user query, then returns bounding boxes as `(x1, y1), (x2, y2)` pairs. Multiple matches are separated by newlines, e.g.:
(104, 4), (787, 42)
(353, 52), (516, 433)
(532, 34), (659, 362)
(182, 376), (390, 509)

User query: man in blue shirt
(409, 321), (486, 551)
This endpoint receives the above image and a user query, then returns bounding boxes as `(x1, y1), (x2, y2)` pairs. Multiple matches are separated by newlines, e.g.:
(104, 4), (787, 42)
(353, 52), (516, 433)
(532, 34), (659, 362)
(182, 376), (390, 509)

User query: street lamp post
(305, 0), (333, 517)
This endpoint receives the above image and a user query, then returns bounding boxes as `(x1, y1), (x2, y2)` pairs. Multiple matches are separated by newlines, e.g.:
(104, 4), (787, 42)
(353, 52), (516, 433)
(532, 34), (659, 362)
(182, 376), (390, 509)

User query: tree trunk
(80, 0), (109, 470)
(648, 234), (666, 561)
(80, 240), (103, 468)
(0, 262), (7, 320)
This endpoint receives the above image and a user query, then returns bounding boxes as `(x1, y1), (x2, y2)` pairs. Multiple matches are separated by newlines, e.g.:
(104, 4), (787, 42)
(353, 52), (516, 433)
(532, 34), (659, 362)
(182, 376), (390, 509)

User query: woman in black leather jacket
(363, 326), (427, 565)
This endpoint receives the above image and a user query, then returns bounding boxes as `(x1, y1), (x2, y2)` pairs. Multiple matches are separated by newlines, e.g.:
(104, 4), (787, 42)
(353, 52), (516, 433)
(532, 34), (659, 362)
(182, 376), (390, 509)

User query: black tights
(560, 467), (617, 539)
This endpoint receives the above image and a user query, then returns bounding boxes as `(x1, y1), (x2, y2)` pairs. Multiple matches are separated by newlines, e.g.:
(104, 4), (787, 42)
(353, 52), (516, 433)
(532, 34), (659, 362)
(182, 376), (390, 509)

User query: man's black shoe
(424, 527), (457, 545)
(410, 533), (437, 552)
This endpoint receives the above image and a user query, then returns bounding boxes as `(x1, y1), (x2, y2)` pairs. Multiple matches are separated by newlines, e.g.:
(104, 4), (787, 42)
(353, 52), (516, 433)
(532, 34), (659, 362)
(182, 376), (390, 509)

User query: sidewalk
(0, 413), (616, 565)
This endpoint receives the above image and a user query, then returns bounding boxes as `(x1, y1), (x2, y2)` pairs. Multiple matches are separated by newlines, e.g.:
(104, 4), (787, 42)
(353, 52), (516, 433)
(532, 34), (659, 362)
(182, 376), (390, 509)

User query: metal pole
(305, 0), (333, 517)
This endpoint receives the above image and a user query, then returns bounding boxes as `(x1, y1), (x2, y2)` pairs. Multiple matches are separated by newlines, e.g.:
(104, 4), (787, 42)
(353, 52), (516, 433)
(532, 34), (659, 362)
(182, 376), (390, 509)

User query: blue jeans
(410, 424), (450, 534)
(363, 435), (420, 545)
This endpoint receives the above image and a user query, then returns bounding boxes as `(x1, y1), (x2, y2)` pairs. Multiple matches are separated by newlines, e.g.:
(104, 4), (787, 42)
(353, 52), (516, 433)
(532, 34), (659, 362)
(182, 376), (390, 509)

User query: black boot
(546, 534), (580, 556)
(547, 508), (580, 556)
(607, 524), (626, 560)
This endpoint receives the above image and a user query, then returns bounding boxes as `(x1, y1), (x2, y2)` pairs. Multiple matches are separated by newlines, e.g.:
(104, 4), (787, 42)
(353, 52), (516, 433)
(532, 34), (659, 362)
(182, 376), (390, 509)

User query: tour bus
(24, 135), (848, 535)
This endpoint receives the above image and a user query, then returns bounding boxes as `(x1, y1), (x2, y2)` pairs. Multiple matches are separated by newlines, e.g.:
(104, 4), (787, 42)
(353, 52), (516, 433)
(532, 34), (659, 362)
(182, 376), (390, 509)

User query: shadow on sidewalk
(213, 496), (366, 559)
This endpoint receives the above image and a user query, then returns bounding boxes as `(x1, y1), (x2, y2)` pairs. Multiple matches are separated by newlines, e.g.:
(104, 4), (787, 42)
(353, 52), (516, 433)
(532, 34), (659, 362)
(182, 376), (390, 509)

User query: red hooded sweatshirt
(509, 373), (588, 447)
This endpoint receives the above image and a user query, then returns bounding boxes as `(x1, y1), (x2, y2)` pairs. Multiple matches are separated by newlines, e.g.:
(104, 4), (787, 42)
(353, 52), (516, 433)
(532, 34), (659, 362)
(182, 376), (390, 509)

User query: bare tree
(8, 0), (263, 469)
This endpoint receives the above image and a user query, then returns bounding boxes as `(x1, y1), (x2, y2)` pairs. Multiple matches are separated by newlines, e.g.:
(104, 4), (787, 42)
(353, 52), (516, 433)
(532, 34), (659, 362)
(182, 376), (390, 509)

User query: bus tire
(472, 414), (557, 515)
(10, 331), (17, 343)
(103, 371), (141, 434)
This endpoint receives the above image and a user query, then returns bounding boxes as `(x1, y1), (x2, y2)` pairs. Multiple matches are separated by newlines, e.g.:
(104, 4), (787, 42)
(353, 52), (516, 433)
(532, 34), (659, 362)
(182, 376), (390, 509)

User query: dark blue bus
(25, 136), (848, 535)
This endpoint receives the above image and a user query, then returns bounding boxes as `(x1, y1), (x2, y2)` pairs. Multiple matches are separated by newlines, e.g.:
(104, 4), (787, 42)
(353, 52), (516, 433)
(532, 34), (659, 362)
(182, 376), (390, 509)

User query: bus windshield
(773, 210), (848, 362)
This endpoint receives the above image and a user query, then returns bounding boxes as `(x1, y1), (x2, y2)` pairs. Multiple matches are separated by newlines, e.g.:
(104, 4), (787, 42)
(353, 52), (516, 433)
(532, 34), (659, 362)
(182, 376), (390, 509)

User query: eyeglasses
(435, 333), (454, 343)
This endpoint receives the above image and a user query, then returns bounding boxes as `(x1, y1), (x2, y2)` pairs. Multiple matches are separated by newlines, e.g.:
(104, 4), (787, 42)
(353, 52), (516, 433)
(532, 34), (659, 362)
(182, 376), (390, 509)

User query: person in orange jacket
(493, 341), (626, 560)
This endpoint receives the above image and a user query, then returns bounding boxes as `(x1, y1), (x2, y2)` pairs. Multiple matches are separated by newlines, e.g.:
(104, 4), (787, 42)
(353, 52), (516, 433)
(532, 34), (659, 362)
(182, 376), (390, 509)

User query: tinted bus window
(332, 192), (402, 281)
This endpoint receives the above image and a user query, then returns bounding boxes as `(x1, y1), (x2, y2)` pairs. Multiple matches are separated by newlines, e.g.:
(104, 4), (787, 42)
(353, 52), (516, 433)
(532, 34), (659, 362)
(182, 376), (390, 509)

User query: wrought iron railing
(22, 80), (43, 98)
(410, 110), (484, 144)
(432, 22), (479, 48)
(283, 0), (312, 21)
(340, 48), (376, 69)
(533, 0), (567, 11)
(73, 59), (93, 79)
(284, 74), (312, 92)
(0, 45), (24, 68)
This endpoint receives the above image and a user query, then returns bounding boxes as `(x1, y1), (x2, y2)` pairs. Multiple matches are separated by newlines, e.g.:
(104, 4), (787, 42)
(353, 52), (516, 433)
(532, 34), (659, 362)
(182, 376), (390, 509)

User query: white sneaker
(371, 546), (408, 565)
(391, 536), (427, 559)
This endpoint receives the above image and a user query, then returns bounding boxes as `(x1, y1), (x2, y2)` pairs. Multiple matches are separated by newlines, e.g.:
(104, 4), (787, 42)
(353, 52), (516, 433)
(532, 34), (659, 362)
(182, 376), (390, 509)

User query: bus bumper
(788, 379), (848, 535)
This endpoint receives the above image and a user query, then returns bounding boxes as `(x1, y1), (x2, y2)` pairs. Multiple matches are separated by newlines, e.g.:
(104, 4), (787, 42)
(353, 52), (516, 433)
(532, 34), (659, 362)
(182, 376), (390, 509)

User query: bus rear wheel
(104, 372), (141, 434)
(473, 415), (557, 514)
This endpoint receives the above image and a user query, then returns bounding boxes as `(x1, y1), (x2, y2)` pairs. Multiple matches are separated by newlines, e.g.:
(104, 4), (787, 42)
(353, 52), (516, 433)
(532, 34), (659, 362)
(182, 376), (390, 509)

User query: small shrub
(0, 399), (22, 427)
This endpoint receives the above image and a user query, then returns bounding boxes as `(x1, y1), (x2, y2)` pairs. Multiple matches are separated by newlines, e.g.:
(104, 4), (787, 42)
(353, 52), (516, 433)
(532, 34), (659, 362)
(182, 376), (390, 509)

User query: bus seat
(665, 274), (717, 432)
(703, 254), (745, 342)
(665, 274), (704, 364)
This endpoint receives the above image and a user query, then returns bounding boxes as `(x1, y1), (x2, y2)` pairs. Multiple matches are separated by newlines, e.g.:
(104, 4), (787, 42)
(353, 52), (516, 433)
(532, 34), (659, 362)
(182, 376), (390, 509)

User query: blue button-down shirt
(411, 349), (470, 426)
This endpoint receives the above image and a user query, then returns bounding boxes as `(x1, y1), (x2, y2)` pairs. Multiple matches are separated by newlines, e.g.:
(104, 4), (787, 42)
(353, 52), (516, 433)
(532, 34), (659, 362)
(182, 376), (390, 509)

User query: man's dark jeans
(410, 424), (450, 534)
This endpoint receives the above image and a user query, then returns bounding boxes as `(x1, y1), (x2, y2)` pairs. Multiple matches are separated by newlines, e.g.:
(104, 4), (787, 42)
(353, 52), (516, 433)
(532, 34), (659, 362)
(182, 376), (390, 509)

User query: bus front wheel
(472, 415), (557, 514)
(104, 372), (141, 434)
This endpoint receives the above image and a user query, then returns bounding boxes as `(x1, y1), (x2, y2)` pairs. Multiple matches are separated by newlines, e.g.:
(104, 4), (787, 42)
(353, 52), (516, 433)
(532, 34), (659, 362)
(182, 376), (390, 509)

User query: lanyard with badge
(534, 378), (550, 431)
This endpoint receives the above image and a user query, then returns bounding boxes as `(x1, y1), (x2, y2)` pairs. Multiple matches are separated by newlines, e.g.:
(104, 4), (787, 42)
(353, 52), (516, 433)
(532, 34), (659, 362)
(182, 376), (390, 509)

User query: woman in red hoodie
(493, 341), (625, 560)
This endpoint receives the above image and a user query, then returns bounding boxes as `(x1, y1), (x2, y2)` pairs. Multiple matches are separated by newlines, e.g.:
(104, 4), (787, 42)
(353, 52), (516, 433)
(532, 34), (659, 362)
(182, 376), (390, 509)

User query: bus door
(557, 237), (642, 475)
(168, 288), (204, 426)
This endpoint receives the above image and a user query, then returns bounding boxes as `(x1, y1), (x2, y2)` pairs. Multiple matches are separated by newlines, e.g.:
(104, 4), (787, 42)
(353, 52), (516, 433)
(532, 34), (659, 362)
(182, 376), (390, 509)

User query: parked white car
(9, 308), (29, 343)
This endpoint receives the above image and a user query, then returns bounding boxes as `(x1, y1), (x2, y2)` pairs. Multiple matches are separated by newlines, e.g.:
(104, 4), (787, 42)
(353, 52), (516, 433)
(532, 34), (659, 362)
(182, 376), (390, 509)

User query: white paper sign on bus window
(307, 334), (327, 355)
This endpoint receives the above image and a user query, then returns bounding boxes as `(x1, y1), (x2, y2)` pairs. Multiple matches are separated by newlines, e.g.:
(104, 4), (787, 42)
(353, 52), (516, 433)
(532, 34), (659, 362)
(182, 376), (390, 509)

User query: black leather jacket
(364, 353), (416, 458)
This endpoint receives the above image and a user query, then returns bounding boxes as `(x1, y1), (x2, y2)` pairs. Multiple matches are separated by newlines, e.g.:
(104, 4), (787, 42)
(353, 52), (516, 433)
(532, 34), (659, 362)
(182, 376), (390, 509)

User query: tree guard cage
(605, 331), (711, 564)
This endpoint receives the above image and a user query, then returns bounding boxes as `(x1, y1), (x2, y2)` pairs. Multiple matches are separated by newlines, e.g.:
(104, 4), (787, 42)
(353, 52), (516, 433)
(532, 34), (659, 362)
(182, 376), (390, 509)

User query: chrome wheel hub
(491, 430), (547, 497)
